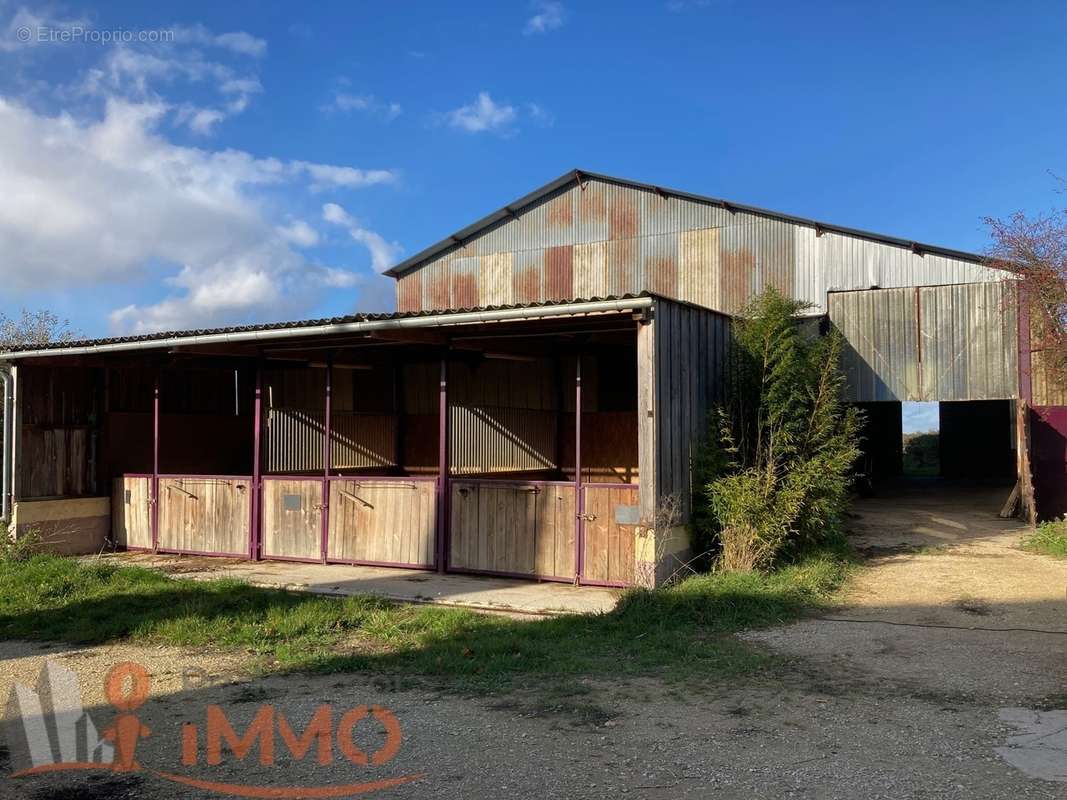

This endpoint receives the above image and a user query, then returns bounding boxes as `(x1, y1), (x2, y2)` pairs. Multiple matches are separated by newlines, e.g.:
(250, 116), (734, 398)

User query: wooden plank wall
(449, 480), (576, 578)
(18, 366), (98, 499)
(261, 478), (322, 559)
(111, 476), (152, 549)
(640, 298), (731, 525)
(582, 485), (639, 584)
(327, 479), (436, 566)
(157, 477), (250, 555)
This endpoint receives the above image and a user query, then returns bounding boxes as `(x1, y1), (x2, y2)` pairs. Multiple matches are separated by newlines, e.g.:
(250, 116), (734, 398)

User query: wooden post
(320, 359), (332, 564)
(151, 369), (160, 552)
(436, 357), (449, 573)
(574, 352), (584, 583)
(635, 316), (657, 588)
(249, 363), (262, 560)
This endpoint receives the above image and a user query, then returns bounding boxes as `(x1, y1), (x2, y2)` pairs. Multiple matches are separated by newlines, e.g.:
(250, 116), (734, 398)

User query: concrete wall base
(11, 496), (110, 555)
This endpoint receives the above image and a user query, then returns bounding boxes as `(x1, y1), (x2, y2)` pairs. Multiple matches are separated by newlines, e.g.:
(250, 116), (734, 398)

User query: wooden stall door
(327, 479), (435, 567)
(111, 476), (152, 549)
(449, 481), (576, 579)
(261, 479), (323, 560)
(157, 477), (250, 556)
(582, 485), (638, 585)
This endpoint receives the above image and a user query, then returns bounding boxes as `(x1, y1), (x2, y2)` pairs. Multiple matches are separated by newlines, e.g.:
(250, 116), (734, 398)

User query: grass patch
(0, 551), (849, 690)
(1022, 520), (1067, 559)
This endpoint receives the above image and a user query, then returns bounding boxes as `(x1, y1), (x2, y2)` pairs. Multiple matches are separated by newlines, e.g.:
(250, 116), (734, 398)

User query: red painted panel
(1031, 405), (1067, 521)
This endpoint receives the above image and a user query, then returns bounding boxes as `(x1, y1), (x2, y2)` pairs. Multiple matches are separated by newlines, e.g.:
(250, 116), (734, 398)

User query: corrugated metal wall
(829, 282), (1019, 402)
(449, 357), (558, 475)
(396, 176), (1007, 316)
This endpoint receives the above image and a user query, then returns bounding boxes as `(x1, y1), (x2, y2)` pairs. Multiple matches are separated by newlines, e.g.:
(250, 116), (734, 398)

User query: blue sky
(1, 0), (1065, 349)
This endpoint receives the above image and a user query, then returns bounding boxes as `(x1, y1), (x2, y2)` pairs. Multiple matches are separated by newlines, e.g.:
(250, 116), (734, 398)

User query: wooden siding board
(449, 480), (576, 578)
(262, 479), (322, 559)
(327, 479), (435, 566)
(157, 477), (250, 555)
(112, 476), (152, 549)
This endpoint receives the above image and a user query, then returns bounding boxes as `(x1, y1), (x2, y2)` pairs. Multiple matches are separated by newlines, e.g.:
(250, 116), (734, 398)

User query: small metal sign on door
(614, 504), (640, 525)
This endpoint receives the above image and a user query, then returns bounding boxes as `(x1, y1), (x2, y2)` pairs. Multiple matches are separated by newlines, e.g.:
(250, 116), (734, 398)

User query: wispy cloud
(524, 1), (566, 34)
(322, 203), (403, 273)
(444, 91), (517, 134)
(0, 5), (89, 52)
(321, 91), (401, 120)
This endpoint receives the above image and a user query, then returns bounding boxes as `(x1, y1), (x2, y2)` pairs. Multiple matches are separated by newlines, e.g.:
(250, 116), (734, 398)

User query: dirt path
(4, 484), (1067, 798)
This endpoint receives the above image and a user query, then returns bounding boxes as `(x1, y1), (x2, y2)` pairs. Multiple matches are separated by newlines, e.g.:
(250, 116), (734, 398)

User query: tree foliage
(0, 309), (75, 350)
(692, 289), (862, 572)
(985, 206), (1067, 382)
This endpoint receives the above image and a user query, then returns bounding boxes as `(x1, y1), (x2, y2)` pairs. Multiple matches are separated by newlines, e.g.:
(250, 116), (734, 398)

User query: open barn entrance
(851, 399), (1018, 529)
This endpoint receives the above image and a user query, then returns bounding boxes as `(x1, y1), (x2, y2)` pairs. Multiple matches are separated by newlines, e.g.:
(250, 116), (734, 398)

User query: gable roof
(383, 169), (987, 278)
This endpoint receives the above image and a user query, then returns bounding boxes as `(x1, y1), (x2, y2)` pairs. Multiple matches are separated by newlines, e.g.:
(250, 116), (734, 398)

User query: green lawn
(1022, 520), (1067, 559)
(0, 550), (849, 689)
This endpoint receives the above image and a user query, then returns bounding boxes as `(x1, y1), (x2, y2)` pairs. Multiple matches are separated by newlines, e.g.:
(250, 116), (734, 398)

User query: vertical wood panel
(449, 480), (575, 578)
(261, 479), (322, 559)
(111, 476), (152, 549)
(582, 485), (638, 584)
(327, 479), (435, 567)
(157, 477), (250, 555)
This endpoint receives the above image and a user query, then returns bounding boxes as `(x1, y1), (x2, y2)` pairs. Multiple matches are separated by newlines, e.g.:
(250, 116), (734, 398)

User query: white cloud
(527, 102), (554, 127)
(323, 203), (403, 273)
(292, 162), (397, 191)
(172, 25), (267, 58)
(322, 91), (401, 120)
(277, 219), (320, 248)
(0, 5), (89, 52)
(78, 29), (265, 135)
(444, 91), (517, 134)
(0, 97), (394, 333)
(524, 1), (566, 34)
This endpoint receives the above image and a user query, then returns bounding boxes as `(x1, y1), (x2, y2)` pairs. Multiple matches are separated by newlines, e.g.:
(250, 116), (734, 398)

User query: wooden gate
(581, 484), (638, 585)
(327, 478), (436, 568)
(449, 480), (576, 580)
(261, 478), (323, 561)
(112, 475), (153, 550)
(157, 476), (251, 556)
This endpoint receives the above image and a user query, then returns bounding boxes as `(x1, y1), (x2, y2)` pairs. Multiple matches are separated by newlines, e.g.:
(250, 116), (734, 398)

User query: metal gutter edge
(0, 297), (655, 360)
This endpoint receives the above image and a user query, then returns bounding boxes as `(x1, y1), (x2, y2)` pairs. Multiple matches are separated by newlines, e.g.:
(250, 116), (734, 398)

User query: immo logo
(4, 660), (423, 798)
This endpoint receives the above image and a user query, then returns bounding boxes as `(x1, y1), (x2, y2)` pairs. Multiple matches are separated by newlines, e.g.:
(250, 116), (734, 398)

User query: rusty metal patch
(545, 245), (574, 301)
(609, 196), (638, 240)
(397, 271), (422, 312)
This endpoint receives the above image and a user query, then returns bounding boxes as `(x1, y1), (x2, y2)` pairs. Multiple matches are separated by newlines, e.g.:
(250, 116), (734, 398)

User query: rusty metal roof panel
(384, 169), (990, 278)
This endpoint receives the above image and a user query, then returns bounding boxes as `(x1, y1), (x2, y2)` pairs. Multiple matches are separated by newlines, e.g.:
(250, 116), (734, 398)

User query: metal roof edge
(383, 168), (993, 278)
(0, 295), (655, 360)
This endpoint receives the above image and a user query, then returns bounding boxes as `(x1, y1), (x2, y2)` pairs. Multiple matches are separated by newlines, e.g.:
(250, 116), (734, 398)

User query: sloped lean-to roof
(0, 295), (656, 359)
(384, 168), (987, 278)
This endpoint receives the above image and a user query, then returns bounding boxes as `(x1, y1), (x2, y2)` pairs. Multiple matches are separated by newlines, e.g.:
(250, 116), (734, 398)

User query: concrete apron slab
(92, 553), (623, 617)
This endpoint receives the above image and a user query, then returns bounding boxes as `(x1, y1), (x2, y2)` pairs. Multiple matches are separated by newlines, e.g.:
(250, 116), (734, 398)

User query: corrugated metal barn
(1, 169), (1062, 586)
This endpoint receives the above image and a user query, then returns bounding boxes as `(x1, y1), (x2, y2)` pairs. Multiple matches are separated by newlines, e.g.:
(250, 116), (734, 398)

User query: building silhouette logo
(4, 659), (423, 797)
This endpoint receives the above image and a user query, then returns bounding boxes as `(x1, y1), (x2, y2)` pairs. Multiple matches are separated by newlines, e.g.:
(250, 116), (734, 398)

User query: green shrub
(692, 289), (862, 572)
(0, 527), (42, 564)
(1022, 519), (1067, 558)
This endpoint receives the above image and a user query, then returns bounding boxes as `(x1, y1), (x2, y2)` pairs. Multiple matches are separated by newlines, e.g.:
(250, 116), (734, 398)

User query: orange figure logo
(101, 662), (152, 772)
